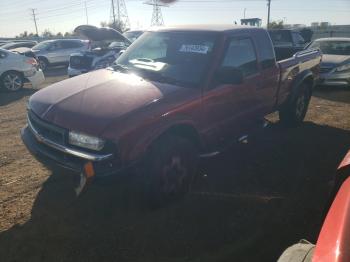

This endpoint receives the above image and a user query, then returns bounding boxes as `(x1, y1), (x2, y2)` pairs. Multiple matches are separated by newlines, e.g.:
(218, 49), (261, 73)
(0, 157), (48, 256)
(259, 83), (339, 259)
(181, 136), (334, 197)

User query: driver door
(201, 37), (263, 149)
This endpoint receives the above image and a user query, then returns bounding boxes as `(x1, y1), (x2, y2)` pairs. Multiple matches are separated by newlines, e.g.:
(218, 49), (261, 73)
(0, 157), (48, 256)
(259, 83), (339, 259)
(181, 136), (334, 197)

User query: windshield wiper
(112, 63), (130, 73)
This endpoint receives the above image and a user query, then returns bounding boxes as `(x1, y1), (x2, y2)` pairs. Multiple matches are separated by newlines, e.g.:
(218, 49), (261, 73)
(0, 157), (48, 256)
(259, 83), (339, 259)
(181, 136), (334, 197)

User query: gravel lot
(1, 69), (350, 262)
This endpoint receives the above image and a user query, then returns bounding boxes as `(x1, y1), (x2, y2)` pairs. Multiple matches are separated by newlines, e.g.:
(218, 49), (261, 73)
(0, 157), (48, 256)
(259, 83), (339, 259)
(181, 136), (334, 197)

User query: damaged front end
(68, 25), (131, 77)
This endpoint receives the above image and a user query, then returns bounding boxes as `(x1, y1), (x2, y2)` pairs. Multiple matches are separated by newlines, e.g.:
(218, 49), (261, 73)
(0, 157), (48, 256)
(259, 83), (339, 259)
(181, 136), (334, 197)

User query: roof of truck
(147, 24), (263, 33)
(314, 37), (350, 42)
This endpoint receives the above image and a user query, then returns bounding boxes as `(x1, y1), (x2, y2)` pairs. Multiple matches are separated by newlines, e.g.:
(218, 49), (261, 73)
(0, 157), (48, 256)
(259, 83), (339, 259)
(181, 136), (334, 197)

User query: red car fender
(313, 151), (350, 262)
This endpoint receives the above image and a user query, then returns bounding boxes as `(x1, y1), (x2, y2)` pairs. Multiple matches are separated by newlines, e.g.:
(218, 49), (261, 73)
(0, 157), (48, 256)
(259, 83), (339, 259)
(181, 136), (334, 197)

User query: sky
(0, 0), (349, 37)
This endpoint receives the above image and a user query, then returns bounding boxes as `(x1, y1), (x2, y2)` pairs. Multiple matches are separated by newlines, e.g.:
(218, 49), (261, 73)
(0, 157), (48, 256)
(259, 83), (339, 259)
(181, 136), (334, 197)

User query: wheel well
(303, 75), (314, 95)
(160, 124), (202, 150)
(37, 56), (49, 64)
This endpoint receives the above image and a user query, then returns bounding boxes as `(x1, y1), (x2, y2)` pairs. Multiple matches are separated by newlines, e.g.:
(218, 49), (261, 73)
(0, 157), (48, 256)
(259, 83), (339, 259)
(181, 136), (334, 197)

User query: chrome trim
(27, 116), (113, 161)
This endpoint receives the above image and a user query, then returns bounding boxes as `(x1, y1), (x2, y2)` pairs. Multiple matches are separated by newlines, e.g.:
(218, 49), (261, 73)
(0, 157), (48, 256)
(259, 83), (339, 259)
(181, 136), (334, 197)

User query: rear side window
(292, 32), (305, 45)
(222, 38), (258, 77)
(269, 31), (293, 47)
(61, 41), (83, 49)
(255, 30), (276, 69)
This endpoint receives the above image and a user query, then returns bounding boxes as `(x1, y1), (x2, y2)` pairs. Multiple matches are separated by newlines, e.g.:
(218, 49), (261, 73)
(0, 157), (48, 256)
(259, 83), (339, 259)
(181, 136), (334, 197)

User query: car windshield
(123, 31), (143, 42)
(309, 40), (350, 55)
(32, 41), (51, 50)
(115, 31), (217, 86)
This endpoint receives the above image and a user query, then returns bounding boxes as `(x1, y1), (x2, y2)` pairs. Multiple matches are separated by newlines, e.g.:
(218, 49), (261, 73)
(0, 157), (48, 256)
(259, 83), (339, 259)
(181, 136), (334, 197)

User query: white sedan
(0, 48), (45, 92)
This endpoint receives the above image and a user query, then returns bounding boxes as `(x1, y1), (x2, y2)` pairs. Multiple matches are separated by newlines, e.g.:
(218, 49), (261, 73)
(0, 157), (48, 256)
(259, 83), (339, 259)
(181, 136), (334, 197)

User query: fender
(288, 69), (314, 103)
(124, 116), (201, 163)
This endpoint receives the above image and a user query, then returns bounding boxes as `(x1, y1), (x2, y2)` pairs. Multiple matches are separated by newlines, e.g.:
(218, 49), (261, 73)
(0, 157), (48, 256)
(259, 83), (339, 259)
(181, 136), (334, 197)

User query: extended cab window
(292, 32), (305, 46)
(222, 38), (258, 77)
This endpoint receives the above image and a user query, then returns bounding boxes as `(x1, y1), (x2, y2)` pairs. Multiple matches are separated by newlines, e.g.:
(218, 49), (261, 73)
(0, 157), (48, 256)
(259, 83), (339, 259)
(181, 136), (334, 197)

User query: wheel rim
(3, 74), (22, 91)
(161, 156), (188, 194)
(295, 93), (306, 119)
(39, 60), (46, 70)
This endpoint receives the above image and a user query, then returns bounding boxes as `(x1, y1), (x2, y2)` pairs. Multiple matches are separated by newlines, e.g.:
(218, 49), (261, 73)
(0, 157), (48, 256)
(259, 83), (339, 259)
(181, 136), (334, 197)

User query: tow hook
(75, 162), (95, 196)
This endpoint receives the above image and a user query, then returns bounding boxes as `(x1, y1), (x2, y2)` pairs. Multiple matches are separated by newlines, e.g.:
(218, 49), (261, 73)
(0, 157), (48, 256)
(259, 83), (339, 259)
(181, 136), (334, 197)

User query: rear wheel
(145, 135), (199, 208)
(38, 58), (48, 71)
(1, 71), (24, 92)
(279, 83), (311, 127)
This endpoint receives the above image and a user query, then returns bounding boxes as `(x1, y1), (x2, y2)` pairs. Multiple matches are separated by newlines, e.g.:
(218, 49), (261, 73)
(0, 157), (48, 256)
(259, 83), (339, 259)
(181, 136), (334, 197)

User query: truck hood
(321, 54), (350, 67)
(74, 25), (131, 44)
(29, 69), (183, 136)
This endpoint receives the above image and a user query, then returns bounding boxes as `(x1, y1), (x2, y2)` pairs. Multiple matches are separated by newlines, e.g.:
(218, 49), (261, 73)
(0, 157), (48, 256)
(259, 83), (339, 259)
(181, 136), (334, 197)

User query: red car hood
(29, 69), (183, 136)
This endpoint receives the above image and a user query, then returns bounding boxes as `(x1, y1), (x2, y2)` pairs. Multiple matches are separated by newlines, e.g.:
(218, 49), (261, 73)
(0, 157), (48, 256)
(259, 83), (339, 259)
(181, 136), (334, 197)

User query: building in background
(240, 18), (262, 27)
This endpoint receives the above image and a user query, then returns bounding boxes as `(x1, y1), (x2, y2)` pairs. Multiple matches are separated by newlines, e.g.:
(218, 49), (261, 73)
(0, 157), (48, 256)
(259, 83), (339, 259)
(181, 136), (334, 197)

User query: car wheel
(38, 58), (48, 71)
(1, 71), (24, 92)
(279, 83), (311, 127)
(145, 135), (199, 208)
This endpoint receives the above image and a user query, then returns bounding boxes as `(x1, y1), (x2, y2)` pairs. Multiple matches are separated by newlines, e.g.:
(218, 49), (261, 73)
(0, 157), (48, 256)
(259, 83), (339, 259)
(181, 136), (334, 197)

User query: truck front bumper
(21, 125), (123, 179)
(67, 66), (89, 77)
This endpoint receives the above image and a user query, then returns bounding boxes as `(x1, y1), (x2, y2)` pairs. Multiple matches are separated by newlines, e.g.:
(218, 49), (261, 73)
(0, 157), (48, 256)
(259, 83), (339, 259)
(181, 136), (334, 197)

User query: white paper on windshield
(179, 44), (209, 54)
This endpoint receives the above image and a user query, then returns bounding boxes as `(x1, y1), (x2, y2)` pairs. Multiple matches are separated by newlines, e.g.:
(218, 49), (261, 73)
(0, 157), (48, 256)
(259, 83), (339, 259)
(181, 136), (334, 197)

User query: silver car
(308, 37), (350, 87)
(32, 39), (88, 71)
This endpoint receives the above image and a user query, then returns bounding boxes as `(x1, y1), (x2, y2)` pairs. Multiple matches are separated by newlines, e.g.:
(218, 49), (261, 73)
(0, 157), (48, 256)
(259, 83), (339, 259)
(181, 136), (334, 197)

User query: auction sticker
(179, 44), (209, 54)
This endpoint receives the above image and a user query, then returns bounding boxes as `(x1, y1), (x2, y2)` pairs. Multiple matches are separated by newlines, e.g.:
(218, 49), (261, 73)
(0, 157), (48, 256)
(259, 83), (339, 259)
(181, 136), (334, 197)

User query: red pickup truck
(21, 25), (321, 204)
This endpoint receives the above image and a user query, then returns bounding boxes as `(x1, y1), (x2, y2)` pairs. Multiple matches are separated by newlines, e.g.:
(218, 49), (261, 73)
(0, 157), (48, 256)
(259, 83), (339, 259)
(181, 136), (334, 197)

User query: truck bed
(275, 49), (322, 107)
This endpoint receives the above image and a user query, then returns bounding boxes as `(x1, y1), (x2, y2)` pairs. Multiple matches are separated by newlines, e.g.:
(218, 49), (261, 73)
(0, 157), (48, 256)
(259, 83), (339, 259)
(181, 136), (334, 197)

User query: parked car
(32, 39), (89, 71)
(10, 47), (38, 60)
(307, 38), (350, 87)
(0, 48), (45, 92)
(268, 29), (307, 61)
(21, 25), (321, 206)
(1, 41), (37, 50)
(278, 149), (350, 262)
(123, 30), (144, 43)
(67, 25), (131, 77)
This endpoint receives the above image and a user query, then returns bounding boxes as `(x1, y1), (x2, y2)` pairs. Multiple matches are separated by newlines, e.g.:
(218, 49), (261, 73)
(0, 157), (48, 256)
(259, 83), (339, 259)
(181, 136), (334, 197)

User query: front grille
(28, 110), (67, 145)
(320, 67), (334, 74)
(69, 56), (93, 70)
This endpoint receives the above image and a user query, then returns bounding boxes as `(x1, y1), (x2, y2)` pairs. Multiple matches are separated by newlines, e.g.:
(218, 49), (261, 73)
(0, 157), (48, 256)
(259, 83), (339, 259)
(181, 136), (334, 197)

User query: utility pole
(267, 0), (271, 29)
(144, 0), (168, 26)
(31, 8), (39, 36)
(110, 0), (130, 30)
(111, 0), (117, 26)
(244, 8), (246, 19)
(85, 1), (89, 24)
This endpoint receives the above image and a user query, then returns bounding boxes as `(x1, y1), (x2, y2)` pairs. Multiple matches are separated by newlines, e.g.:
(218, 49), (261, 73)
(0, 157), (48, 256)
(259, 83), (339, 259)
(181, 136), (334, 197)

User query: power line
(30, 8), (39, 35)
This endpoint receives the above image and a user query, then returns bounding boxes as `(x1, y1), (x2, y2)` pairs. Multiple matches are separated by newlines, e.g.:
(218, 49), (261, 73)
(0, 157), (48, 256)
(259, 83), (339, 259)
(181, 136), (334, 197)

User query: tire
(279, 83), (311, 127)
(0, 71), (24, 92)
(38, 57), (48, 71)
(145, 135), (199, 208)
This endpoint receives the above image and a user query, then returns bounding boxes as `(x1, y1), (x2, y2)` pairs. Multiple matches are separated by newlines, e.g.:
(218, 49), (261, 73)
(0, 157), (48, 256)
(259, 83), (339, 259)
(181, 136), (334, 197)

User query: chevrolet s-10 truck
(21, 25), (321, 205)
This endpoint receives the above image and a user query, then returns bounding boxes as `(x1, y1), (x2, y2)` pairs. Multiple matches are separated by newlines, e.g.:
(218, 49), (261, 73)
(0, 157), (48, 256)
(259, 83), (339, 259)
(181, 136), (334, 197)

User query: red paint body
(313, 150), (350, 262)
(24, 25), (321, 174)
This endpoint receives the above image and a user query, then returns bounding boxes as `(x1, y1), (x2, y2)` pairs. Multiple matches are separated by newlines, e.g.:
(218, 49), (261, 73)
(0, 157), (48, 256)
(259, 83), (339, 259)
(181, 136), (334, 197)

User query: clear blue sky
(0, 0), (349, 37)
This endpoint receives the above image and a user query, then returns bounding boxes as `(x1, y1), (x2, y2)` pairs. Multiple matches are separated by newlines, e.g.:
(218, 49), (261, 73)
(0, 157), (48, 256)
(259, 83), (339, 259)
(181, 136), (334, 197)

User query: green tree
(42, 29), (53, 38)
(269, 20), (284, 29)
(100, 21), (128, 33)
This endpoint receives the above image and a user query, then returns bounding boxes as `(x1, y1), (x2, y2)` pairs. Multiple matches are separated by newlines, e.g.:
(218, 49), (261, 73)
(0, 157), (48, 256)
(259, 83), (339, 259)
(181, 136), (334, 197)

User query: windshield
(115, 31), (217, 86)
(123, 31), (143, 42)
(32, 41), (51, 50)
(309, 40), (350, 55)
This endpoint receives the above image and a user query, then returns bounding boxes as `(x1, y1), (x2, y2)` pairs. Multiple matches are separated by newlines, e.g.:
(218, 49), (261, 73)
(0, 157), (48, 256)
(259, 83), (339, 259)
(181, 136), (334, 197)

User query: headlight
(335, 64), (350, 72)
(68, 131), (105, 151)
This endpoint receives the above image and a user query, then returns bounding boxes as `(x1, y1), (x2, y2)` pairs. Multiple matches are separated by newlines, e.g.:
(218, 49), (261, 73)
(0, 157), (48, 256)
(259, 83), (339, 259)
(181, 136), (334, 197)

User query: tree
(42, 29), (53, 38)
(56, 32), (63, 37)
(269, 20), (284, 29)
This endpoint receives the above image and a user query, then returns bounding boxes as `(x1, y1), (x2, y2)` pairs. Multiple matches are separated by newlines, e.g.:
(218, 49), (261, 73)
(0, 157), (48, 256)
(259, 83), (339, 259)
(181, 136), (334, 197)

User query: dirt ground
(1, 69), (350, 262)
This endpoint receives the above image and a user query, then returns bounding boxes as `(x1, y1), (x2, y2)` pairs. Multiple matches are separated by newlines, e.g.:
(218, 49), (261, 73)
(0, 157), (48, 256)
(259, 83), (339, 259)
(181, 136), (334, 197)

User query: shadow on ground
(0, 87), (37, 106)
(43, 66), (68, 78)
(0, 122), (349, 262)
(314, 86), (350, 104)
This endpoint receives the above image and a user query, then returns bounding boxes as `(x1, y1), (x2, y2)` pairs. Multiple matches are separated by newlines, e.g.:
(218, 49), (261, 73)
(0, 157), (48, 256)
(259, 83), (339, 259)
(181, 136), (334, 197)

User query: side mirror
(215, 67), (244, 85)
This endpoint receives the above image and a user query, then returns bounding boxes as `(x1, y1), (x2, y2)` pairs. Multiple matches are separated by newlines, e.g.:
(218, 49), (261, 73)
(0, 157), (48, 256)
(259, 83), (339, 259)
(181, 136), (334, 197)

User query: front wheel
(1, 71), (24, 92)
(38, 58), (48, 71)
(145, 135), (199, 208)
(279, 83), (311, 127)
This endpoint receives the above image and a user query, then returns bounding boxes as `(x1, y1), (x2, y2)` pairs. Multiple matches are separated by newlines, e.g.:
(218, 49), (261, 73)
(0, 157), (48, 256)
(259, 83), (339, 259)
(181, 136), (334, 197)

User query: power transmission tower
(110, 0), (130, 30)
(267, 0), (271, 28)
(31, 8), (39, 36)
(144, 0), (168, 26)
